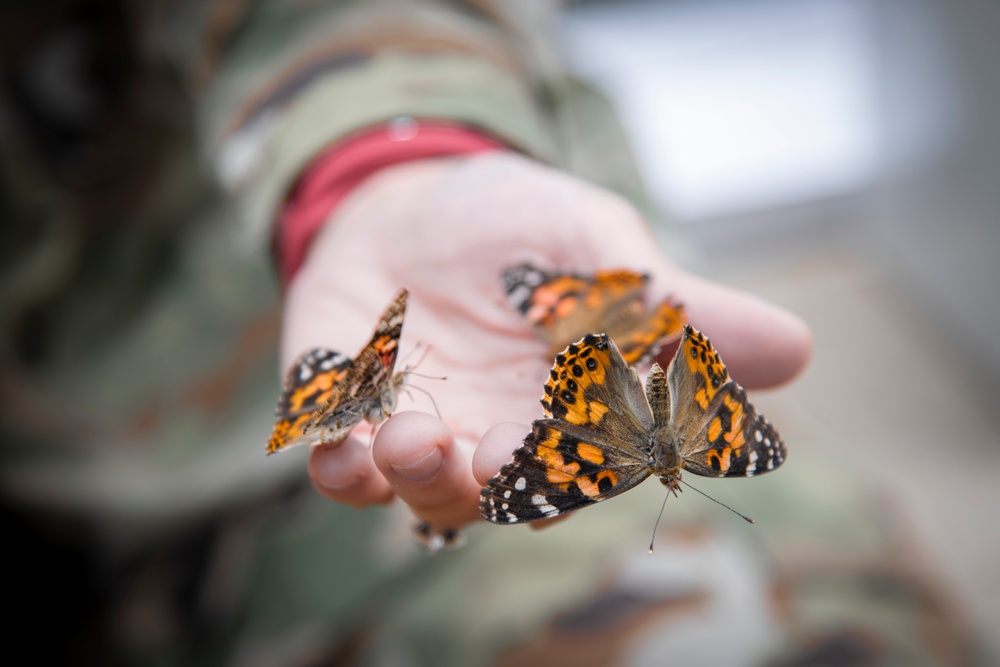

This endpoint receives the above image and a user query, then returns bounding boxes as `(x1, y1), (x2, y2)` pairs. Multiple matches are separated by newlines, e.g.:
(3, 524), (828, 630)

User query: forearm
(157, 0), (557, 255)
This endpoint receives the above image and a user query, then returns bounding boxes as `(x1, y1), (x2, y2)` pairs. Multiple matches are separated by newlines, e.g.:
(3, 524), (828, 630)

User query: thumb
(580, 199), (811, 389)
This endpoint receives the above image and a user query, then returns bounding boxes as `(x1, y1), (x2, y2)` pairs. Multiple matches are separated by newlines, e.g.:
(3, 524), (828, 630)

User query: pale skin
(282, 152), (812, 536)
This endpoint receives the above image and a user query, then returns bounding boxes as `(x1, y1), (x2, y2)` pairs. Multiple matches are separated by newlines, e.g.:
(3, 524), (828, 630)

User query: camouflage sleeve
(158, 0), (558, 248)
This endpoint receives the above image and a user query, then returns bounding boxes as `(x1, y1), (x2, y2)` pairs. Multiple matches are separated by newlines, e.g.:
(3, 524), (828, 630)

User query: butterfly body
(265, 289), (408, 454)
(480, 327), (785, 524)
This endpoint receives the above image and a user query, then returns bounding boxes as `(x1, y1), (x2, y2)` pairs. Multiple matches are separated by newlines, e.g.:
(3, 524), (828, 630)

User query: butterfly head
(649, 429), (683, 494)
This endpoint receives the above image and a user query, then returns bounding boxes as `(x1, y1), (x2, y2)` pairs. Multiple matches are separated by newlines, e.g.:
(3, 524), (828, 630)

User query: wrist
(275, 118), (508, 287)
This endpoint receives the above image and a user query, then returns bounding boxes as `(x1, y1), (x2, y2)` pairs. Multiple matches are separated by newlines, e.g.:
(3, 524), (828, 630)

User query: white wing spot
(502, 503), (509, 510)
(515, 477), (527, 491)
(503, 490), (512, 499)
(531, 494), (548, 505)
(507, 284), (533, 307)
(506, 513), (518, 523)
(298, 365), (313, 381)
(524, 270), (543, 286)
(755, 430), (763, 442)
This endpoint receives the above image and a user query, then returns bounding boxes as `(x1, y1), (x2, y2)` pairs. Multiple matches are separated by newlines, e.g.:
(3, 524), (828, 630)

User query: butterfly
(265, 288), (408, 454)
(501, 262), (686, 366)
(479, 325), (786, 523)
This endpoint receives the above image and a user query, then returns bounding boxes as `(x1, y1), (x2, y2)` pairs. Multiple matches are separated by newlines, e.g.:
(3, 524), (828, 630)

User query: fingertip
(472, 422), (531, 485)
(718, 293), (813, 388)
(374, 411), (484, 529)
(372, 411), (454, 483)
(769, 308), (813, 384)
(308, 438), (394, 506)
(662, 275), (813, 389)
(309, 438), (364, 491)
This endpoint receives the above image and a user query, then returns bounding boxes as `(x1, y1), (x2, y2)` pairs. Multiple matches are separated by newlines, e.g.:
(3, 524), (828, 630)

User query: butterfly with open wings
(480, 325), (786, 523)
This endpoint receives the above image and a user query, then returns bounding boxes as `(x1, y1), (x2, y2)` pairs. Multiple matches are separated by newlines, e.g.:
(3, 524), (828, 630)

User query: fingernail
(389, 447), (443, 482)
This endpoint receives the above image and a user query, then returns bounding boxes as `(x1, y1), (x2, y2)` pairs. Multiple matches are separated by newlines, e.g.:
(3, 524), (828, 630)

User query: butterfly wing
(680, 384), (786, 478)
(308, 288), (408, 443)
(265, 348), (353, 454)
(479, 419), (652, 523)
(667, 326), (786, 478)
(502, 263), (649, 353)
(613, 299), (687, 366)
(667, 325), (731, 445)
(540, 333), (654, 440)
(480, 333), (654, 523)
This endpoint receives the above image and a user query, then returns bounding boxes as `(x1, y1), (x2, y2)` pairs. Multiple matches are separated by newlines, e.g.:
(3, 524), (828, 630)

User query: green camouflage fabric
(0, 1), (989, 665)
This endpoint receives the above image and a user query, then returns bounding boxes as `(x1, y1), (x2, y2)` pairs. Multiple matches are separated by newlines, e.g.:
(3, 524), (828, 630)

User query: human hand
(281, 152), (811, 537)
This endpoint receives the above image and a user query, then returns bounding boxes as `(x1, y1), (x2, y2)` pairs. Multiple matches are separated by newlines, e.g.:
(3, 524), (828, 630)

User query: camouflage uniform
(0, 1), (989, 665)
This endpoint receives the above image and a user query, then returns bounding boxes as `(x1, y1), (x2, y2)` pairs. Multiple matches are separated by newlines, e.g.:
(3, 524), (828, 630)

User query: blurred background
(560, 0), (1000, 650)
(2, 0), (998, 664)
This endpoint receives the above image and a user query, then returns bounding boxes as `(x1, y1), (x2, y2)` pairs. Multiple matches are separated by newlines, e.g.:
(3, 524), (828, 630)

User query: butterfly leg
(413, 521), (466, 553)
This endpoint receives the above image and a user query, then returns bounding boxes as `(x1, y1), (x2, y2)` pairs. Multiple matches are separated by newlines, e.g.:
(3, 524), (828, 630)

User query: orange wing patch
(523, 276), (590, 328)
(265, 349), (352, 454)
(541, 337), (613, 425)
(615, 300), (687, 366)
(682, 326), (730, 409)
(534, 434), (619, 499)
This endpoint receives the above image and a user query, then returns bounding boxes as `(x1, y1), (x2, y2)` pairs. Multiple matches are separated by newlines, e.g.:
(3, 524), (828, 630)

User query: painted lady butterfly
(480, 325), (785, 523)
(266, 289), (408, 454)
(501, 263), (686, 366)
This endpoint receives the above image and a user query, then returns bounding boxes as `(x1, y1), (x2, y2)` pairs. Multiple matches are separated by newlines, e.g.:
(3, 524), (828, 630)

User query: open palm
(281, 153), (811, 536)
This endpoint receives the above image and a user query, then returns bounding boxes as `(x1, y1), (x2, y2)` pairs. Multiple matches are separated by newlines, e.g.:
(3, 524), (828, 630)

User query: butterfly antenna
(648, 491), (670, 554)
(401, 341), (433, 372)
(397, 341), (426, 367)
(398, 343), (447, 381)
(405, 383), (443, 420)
(404, 371), (447, 380)
(680, 479), (755, 524)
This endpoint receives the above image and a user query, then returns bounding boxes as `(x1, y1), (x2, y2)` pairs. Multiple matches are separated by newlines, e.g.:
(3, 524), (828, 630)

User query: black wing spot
(555, 432), (581, 459)
(566, 379), (578, 392)
(597, 475), (614, 494)
(586, 358), (598, 371)
(561, 390), (576, 404)
(572, 364), (584, 377)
